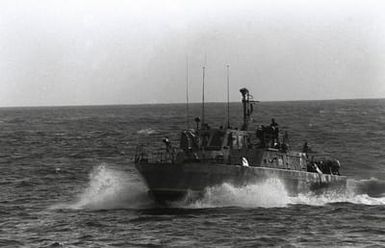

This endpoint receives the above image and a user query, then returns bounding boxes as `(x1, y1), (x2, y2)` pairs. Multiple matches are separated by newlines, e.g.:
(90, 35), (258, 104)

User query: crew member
(270, 118), (278, 128)
(302, 142), (310, 153)
(331, 159), (341, 175)
(163, 136), (176, 162)
(270, 118), (279, 144)
(163, 137), (171, 153)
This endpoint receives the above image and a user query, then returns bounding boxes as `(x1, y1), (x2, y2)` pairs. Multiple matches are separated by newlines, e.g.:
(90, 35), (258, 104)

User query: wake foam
(352, 177), (385, 197)
(179, 179), (290, 208)
(52, 164), (151, 210)
(275, 178), (385, 206)
(291, 190), (385, 206)
(177, 178), (385, 208)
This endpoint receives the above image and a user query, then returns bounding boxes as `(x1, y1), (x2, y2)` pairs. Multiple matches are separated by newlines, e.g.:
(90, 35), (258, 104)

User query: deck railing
(135, 144), (176, 164)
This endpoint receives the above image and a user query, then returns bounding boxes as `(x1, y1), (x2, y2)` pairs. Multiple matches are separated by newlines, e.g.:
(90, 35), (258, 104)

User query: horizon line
(0, 96), (384, 109)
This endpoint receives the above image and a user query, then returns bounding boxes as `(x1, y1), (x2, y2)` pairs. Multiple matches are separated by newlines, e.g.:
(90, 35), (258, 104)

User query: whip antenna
(201, 66), (206, 128)
(186, 56), (190, 128)
(226, 65), (230, 128)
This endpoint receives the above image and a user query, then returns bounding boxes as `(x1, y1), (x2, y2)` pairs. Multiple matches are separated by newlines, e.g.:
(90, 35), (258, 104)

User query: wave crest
(137, 128), (157, 135)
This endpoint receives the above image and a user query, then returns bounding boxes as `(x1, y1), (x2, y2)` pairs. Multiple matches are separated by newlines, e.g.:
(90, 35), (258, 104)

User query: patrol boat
(135, 88), (347, 203)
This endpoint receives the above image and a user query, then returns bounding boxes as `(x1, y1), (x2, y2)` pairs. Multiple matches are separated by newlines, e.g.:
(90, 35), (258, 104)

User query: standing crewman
(270, 118), (279, 145)
(163, 136), (175, 162)
(163, 136), (171, 152)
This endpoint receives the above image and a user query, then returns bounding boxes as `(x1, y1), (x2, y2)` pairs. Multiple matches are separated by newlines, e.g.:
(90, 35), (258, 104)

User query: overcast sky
(1, 0), (384, 106)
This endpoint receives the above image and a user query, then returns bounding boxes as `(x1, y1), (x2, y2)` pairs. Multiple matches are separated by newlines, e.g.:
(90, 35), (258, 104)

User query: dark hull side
(135, 162), (347, 203)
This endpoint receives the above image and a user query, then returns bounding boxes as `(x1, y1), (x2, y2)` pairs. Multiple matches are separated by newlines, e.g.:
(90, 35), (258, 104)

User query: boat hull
(135, 162), (347, 203)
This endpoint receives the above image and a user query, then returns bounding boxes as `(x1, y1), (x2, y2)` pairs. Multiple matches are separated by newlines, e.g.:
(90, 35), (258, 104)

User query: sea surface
(0, 99), (385, 247)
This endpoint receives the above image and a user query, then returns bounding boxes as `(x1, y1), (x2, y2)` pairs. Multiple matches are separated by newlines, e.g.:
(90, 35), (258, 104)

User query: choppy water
(1, 100), (385, 247)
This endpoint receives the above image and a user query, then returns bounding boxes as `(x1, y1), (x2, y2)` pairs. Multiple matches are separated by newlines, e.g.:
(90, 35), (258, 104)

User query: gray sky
(1, 0), (385, 106)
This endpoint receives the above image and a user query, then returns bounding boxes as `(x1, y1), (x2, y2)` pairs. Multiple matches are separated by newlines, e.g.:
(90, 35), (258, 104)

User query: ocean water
(0, 100), (385, 247)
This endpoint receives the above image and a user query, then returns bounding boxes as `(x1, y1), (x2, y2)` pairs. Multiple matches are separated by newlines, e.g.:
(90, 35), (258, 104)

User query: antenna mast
(201, 66), (206, 128)
(226, 65), (230, 128)
(186, 56), (189, 128)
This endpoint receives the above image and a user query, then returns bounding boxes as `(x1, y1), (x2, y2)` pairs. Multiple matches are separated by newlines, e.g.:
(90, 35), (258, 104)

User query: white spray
(52, 164), (151, 210)
(181, 178), (290, 208)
